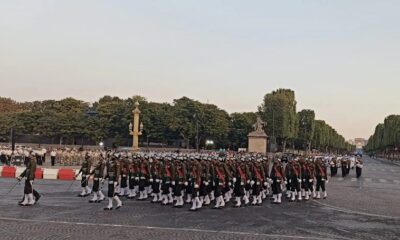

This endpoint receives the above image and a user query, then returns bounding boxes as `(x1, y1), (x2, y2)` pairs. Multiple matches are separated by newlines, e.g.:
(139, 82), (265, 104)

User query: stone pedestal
(248, 131), (268, 154)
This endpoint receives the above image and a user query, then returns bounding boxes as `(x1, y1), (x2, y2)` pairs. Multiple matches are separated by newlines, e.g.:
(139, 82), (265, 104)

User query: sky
(0, 0), (399, 140)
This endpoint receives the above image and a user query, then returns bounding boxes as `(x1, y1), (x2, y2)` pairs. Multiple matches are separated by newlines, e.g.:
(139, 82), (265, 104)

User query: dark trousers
(51, 156), (56, 166)
(356, 167), (362, 178)
(316, 176), (326, 192)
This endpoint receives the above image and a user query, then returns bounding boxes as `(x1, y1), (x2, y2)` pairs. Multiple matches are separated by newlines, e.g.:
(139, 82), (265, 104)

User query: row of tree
(364, 115), (400, 153)
(0, 89), (353, 152)
(259, 89), (353, 152)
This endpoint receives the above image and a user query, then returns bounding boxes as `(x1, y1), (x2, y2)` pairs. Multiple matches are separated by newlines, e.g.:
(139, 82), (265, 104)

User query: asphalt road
(0, 156), (399, 240)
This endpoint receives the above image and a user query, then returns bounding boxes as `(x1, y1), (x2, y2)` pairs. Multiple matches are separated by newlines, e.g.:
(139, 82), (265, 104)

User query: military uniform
(18, 154), (38, 206)
(271, 160), (284, 204)
(89, 158), (105, 203)
(76, 154), (92, 197)
(104, 156), (122, 210)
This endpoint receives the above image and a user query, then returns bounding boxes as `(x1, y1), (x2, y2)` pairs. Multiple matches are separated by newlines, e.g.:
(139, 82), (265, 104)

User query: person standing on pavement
(50, 149), (57, 166)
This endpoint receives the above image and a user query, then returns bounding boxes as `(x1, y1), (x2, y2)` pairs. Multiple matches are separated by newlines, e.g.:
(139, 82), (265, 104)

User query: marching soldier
(271, 159), (284, 204)
(330, 158), (338, 176)
(88, 156), (106, 203)
(76, 152), (92, 197)
(355, 157), (363, 178)
(17, 152), (39, 206)
(315, 158), (328, 199)
(104, 155), (122, 210)
(289, 159), (302, 202)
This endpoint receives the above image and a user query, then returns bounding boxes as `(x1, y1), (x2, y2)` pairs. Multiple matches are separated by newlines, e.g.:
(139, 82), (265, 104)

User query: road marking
(379, 179), (387, 183)
(351, 178), (357, 182)
(311, 200), (400, 220)
(0, 216), (341, 240)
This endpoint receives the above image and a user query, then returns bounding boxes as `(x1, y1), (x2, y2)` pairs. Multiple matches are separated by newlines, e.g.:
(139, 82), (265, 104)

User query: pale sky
(1, 0), (400, 140)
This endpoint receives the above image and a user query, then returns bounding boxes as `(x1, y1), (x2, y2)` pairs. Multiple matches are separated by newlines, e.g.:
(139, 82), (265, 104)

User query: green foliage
(229, 112), (257, 149)
(365, 115), (400, 153)
(0, 89), (352, 152)
(259, 89), (297, 150)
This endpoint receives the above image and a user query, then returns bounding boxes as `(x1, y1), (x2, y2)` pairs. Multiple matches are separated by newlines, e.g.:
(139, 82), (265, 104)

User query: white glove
(135, 177), (139, 181)
(322, 179), (325, 182)
(149, 178), (154, 183)
(171, 181), (176, 186)
(246, 180), (250, 184)
(309, 179), (313, 183)
(194, 184), (199, 189)
(228, 182), (232, 187)
(326, 180), (329, 183)
(204, 181), (209, 186)
(184, 181), (188, 186)
(277, 179), (282, 183)
(29, 180), (33, 185)
(250, 180), (255, 186)
(232, 177), (237, 183)
(302, 179), (306, 182)
(297, 178), (301, 182)
(264, 182), (268, 187)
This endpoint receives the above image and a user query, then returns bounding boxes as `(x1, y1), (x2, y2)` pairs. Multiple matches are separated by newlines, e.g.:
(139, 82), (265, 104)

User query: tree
(259, 89), (297, 152)
(229, 112), (257, 150)
(297, 109), (315, 151)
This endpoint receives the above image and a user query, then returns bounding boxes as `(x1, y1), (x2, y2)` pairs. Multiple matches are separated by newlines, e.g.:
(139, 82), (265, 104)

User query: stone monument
(248, 117), (268, 154)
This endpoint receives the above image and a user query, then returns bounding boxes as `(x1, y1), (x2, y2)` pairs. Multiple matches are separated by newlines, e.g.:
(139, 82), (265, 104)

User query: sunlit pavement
(0, 156), (399, 240)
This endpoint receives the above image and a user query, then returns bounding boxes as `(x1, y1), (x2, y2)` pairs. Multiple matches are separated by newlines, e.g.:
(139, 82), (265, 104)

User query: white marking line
(379, 179), (387, 183)
(351, 178), (357, 182)
(312, 200), (400, 220)
(0, 216), (338, 240)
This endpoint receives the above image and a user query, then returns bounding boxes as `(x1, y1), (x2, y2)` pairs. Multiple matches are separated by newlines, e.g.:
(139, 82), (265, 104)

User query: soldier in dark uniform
(341, 158), (348, 177)
(289, 159), (302, 202)
(161, 157), (174, 205)
(355, 157), (363, 178)
(17, 152), (38, 206)
(127, 156), (139, 199)
(138, 156), (150, 200)
(172, 158), (186, 208)
(119, 157), (129, 197)
(88, 156), (105, 203)
(233, 159), (246, 207)
(76, 153), (92, 197)
(315, 158), (328, 199)
(189, 160), (202, 211)
(271, 159), (284, 204)
(330, 158), (338, 176)
(149, 156), (162, 203)
(251, 158), (265, 205)
(104, 155), (122, 210)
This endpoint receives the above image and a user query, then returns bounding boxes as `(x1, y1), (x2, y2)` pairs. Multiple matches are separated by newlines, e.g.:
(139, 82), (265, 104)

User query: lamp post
(129, 101), (143, 152)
